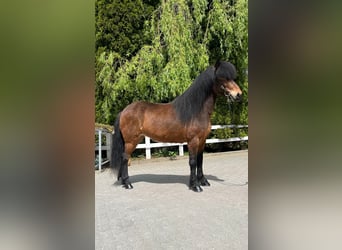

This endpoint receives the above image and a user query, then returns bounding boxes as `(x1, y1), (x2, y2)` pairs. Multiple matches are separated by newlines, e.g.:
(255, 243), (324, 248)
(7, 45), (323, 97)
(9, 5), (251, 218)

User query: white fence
(95, 128), (111, 170)
(95, 125), (248, 170)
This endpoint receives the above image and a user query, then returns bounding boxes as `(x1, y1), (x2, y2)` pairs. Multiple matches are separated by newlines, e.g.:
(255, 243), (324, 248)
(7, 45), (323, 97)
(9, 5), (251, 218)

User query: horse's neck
(203, 94), (216, 117)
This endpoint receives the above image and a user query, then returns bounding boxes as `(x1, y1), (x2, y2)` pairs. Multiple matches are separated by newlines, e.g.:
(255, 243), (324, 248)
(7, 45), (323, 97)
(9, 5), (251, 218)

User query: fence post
(98, 129), (102, 171)
(145, 136), (151, 159)
(178, 144), (184, 156)
(105, 132), (111, 165)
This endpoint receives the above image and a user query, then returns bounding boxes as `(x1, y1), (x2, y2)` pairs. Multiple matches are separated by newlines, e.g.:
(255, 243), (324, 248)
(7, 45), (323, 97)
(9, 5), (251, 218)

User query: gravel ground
(96, 150), (248, 250)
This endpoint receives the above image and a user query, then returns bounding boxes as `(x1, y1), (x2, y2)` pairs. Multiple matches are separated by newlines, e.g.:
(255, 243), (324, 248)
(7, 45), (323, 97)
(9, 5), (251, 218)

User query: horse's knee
(189, 158), (197, 168)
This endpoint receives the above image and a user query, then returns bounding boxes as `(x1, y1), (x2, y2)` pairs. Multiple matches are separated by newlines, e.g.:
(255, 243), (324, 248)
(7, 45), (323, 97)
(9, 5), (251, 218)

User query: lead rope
(220, 85), (248, 186)
(221, 181), (248, 186)
(221, 85), (234, 127)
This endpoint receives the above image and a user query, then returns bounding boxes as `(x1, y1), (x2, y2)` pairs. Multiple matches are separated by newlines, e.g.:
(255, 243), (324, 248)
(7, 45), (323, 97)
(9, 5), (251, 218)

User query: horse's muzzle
(235, 93), (242, 102)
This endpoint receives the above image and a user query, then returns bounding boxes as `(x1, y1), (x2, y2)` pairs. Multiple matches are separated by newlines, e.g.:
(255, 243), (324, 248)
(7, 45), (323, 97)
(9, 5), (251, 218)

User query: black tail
(111, 112), (124, 180)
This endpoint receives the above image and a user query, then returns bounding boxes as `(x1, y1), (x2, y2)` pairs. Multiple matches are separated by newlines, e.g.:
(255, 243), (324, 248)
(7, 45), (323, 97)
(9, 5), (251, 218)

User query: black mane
(172, 61), (236, 124)
(172, 66), (215, 124)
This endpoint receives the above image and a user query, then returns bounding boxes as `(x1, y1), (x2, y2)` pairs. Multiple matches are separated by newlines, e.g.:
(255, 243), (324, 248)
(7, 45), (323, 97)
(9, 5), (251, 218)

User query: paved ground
(96, 150), (248, 250)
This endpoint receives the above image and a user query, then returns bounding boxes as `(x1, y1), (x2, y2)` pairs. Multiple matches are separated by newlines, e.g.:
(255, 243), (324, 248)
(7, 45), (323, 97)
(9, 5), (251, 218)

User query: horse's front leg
(196, 152), (210, 186)
(188, 153), (203, 192)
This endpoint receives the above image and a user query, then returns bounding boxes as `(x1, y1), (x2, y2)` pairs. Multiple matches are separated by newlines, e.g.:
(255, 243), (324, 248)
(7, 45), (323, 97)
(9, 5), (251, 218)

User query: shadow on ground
(113, 174), (225, 187)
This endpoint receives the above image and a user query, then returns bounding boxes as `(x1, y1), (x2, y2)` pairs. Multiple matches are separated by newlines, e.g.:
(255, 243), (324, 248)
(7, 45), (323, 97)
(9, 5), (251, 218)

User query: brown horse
(111, 61), (242, 192)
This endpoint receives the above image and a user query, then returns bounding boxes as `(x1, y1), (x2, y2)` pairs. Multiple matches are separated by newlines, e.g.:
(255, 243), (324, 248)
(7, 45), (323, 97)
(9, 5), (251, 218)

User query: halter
(220, 85), (236, 135)
(220, 85), (234, 103)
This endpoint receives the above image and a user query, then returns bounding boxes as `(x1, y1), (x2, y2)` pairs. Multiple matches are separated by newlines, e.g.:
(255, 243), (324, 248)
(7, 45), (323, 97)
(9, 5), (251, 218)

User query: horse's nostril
(237, 93), (242, 101)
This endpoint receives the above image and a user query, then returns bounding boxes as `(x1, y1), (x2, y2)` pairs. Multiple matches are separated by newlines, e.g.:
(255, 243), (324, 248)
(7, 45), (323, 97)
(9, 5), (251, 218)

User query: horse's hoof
(191, 185), (203, 192)
(123, 183), (133, 189)
(200, 179), (211, 186)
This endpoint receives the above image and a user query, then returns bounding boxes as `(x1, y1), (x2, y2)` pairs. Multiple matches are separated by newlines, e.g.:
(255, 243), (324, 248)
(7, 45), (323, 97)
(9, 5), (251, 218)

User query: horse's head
(215, 61), (242, 102)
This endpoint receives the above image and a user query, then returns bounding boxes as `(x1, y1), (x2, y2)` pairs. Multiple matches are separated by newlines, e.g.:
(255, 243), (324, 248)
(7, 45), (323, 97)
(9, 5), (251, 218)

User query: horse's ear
(214, 60), (221, 70)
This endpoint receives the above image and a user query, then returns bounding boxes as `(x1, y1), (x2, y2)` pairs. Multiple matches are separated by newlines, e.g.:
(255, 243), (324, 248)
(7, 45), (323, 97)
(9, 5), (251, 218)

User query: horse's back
(121, 101), (170, 118)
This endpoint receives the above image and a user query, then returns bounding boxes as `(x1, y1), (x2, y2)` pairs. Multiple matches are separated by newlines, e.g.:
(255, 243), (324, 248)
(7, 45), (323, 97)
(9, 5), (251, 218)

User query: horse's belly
(141, 104), (187, 143)
(143, 119), (186, 143)
(142, 124), (187, 143)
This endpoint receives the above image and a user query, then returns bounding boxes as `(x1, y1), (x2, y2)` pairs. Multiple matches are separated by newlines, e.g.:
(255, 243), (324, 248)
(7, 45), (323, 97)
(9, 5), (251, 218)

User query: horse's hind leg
(120, 141), (140, 189)
(120, 152), (133, 189)
(196, 152), (210, 186)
